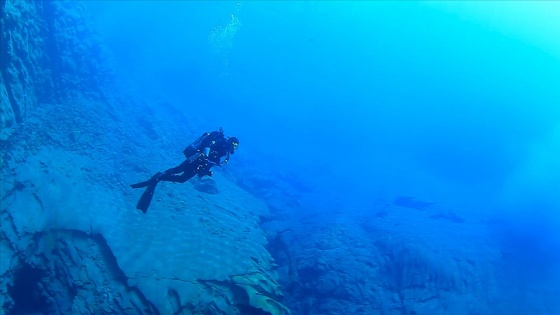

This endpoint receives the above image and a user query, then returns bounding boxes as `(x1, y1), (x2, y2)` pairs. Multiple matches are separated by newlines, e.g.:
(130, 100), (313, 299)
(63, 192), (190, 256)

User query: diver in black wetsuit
(130, 129), (239, 213)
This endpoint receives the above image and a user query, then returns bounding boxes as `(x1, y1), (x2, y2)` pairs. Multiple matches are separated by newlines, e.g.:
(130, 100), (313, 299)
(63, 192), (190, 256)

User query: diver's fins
(136, 181), (158, 214)
(131, 180), (151, 189)
(130, 172), (162, 189)
(133, 172), (162, 213)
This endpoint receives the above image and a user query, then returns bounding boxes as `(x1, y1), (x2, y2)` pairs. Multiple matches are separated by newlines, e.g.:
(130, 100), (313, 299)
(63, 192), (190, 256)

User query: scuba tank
(183, 128), (224, 158)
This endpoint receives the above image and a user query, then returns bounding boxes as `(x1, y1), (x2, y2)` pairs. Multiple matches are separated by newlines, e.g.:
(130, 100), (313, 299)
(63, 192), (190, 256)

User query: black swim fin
(131, 181), (150, 189)
(133, 172), (162, 213)
(136, 181), (158, 213)
(130, 172), (163, 189)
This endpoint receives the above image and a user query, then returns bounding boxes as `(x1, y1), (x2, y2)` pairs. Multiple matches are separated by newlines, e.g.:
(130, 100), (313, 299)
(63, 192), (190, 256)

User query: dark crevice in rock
(88, 232), (161, 315)
(89, 232), (128, 283)
(6, 263), (49, 315)
(167, 289), (182, 315)
(3, 228), (161, 315)
(1, 75), (23, 124)
(1, 208), (20, 243)
(1, 180), (33, 205)
(31, 192), (44, 211)
(267, 229), (299, 292)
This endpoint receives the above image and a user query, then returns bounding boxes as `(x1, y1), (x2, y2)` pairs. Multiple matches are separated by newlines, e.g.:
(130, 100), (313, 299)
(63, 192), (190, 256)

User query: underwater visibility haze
(88, 1), (560, 207)
(1, 1), (559, 314)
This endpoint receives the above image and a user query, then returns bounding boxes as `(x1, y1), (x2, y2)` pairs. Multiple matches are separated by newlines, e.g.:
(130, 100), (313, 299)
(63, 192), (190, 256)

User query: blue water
(82, 1), (560, 313)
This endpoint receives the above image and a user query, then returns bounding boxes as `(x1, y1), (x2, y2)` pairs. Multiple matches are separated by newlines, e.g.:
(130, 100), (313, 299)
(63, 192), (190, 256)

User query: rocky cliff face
(0, 1), (288, 314)
(1, 0), (111, 141)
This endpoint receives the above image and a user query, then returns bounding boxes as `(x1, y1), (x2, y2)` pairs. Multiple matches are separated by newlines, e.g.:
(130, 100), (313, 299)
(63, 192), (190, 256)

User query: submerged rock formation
(1, 0), (111, 141)
(1, 144), (289, 314)
(3, 1), (559, 315)
(262, 196), (560, 315)
(0, 1), (288, 314)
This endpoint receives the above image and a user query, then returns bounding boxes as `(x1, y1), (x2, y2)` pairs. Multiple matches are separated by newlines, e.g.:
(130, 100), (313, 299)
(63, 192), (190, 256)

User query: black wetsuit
(131, 133), (235, 213)
(158, 136), (232, 183)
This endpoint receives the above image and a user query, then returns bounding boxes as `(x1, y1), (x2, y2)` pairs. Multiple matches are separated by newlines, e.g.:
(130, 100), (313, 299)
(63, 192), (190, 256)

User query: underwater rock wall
(0, 0), (111, 141)
(0, 1), (289, 314)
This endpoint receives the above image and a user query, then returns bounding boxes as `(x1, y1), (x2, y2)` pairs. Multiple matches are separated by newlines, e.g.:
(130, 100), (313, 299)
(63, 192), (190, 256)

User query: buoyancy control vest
(182, 128), (224, 159)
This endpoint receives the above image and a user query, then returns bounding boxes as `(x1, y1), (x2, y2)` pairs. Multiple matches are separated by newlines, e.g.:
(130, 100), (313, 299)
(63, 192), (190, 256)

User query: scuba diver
(130, 128), (239, 213)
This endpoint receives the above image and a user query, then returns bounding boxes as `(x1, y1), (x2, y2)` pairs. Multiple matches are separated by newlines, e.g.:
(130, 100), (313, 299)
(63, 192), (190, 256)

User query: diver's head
(228, 137), (239, 153)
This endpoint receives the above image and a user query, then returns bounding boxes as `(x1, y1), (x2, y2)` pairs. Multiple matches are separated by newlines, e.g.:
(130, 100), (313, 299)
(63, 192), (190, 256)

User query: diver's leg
(131, 158), (190, 188)
(163, 159), (191, 175)
(130, 171), (163, 189)
(162, 164), (185, 175)
(159, 170), (196, 183)
(156, 158), (201, 183)
(132, 159), (195, 213)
